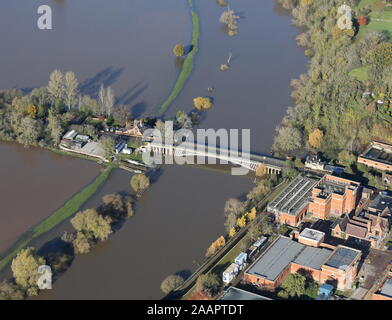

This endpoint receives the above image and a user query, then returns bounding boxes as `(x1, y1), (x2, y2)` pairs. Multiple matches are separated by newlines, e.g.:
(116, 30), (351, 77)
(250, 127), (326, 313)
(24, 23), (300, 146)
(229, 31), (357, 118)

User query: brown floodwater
(0, 142), (100, 253)
(0, 0), (307, 299)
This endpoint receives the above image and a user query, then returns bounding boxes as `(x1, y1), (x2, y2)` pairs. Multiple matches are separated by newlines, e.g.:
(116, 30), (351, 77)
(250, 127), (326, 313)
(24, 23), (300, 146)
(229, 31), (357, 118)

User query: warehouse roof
(246, 237), (304, 282)
(324, 246), (361, 271)
(293, 246), (332, 270)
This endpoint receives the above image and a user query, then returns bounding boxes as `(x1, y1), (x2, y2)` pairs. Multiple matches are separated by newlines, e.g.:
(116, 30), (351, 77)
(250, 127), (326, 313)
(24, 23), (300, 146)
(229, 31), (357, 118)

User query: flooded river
(0, 0), (307, 299)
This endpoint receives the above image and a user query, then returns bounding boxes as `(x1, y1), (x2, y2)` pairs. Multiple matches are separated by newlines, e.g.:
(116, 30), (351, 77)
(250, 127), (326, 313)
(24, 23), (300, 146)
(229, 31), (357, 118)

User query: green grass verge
(349, 65), (369, 81)
(0, 165), (114, 272)
(158, 1), (200, 115)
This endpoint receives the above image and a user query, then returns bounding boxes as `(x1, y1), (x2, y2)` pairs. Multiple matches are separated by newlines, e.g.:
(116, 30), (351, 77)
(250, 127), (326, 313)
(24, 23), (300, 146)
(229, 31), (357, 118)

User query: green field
(0, 165), (114, 272)
(357, 3), (392, 40)
(158, 1), (200, 115)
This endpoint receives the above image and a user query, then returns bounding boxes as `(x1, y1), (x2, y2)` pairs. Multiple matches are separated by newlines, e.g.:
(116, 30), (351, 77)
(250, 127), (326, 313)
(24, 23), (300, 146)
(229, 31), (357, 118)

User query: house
(298, 228), (325, 247)
(63, 130), (78, 141)
(115, 141), (126, 154)
(308, 175), (360, 220)
(373, 278), (392, 300)
(222, 263), (239, 285)
(243, 236), (361, 291)
(305, 155), (325, 171)
(358, 141), (392, 172)
(331, 210), (390, 248)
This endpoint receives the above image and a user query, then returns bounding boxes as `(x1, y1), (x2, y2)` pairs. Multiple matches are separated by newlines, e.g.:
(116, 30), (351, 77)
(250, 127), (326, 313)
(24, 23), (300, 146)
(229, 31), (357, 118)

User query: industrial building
(267, 175), (319, 226)
(243, 235), (361, 291)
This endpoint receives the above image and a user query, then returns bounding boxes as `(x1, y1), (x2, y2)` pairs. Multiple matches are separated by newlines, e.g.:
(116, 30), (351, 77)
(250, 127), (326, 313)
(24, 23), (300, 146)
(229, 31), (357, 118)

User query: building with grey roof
(293, 246), (332, 270)
(373, 278), (392, 300)
(244, 237), (361, 291)
(267, 175), (320, 226)
(324, 246), (361, 271)
(245, 237), (304, 283)
(220, 287), (271, 300)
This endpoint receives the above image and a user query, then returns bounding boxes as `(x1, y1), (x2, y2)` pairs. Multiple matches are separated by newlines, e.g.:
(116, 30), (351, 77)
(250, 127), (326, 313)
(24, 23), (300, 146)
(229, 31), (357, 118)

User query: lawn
(348, 65), (369, 81)
(357, 6), (392, 40)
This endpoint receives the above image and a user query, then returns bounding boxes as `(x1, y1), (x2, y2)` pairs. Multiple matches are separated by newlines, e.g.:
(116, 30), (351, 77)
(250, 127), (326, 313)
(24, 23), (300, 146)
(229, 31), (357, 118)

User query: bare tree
(64, 71), (79, 110)
(47, 70), (64, 106)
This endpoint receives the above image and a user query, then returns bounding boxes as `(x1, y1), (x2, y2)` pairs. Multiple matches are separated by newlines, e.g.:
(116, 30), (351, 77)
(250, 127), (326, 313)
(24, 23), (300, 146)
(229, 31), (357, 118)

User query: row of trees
(273, 0), (392, 162)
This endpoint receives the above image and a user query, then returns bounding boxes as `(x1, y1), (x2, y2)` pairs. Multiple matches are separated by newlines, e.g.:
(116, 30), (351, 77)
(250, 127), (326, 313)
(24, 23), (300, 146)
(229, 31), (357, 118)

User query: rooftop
(324, 246), (361, 271)
(294, 246), (332, 270)
(380, 278), (392, 298)
(267, 175), (319, 217)
(220, 287), (271, 300)
(299, 228), (325, 243)
(246, 236), (332, 282)
(361, 142), (392, 166)
(369, 193), (392, 213)
(246, 237), (304, 282)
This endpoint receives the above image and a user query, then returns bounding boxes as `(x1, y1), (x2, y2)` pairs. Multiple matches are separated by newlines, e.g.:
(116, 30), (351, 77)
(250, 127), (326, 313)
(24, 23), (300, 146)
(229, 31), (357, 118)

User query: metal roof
(293, 246), (332, 270)
(324, 246), (360, 271)
(246, 237), (304, 281)
(380, 278), (392, 298)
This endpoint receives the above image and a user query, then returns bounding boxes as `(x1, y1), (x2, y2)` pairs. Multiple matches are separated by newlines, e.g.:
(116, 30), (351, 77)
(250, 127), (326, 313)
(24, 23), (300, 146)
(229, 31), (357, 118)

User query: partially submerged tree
(193, 96), (213, 111)
(160, 274), (185, 294)
(11, 247), (45, 296)
(130, 173), (150, 194)
(173, 44), (185, 57)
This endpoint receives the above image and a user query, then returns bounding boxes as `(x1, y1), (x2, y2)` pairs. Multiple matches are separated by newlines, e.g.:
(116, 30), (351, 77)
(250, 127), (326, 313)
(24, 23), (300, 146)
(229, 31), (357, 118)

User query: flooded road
(0, 0), (307, 299)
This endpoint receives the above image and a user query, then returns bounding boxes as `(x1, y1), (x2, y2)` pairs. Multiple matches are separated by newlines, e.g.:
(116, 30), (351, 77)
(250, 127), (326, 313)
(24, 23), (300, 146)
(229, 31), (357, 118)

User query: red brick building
(358, 141), (392, 172)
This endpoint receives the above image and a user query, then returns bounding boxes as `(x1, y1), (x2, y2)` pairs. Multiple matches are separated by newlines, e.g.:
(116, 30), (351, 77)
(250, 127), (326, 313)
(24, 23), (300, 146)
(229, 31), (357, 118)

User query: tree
(358, 16), (368, 26)
(273, 126), (303, 153)
(130, 173), (150, 194)
(219, 8), (239, 32)
(236, 216), (247, 228)
(26, 104), (37, 119)
(175, 110), (192, 129)
(17, 117), (42, 147)
(173, 44), (185, 57)
(224, 198), (246, 232)
(308, 128), (324, 149)
(47, 110), (63, 146)
(11, 247), (45, 296)
(256, 163), (268, 177)
(64, 71), (79, 110)
(196, 273), (221, 298)
(280, 273), (306, 298)
(206, 236), (226, 257)
(72, 231), (93, 254)
(248, 207), (257, 221)
(98, 84), (115, 116)
(0, 280), (25, 300)
(160, 274), (185, 294)
(47, 69), (64, 106)
(70, 208), (113, 241)
(113, 105), (131, 126)
(193, 97), (213, 111)
(100, 136), (115, 158)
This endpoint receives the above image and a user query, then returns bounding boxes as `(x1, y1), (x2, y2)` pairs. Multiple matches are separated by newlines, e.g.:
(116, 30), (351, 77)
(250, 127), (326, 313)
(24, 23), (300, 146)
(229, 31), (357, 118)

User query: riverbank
(0, 165), (114, 272)
(159, 0), (200, 115)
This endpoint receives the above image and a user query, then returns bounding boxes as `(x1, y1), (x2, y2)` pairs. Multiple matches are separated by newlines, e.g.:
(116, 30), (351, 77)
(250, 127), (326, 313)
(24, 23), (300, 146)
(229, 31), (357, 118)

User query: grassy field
(158, 1), (200, 115)
(357, 1), (392, 39)
(0, 165), (114, 272)
(348, 65), (369, 81)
